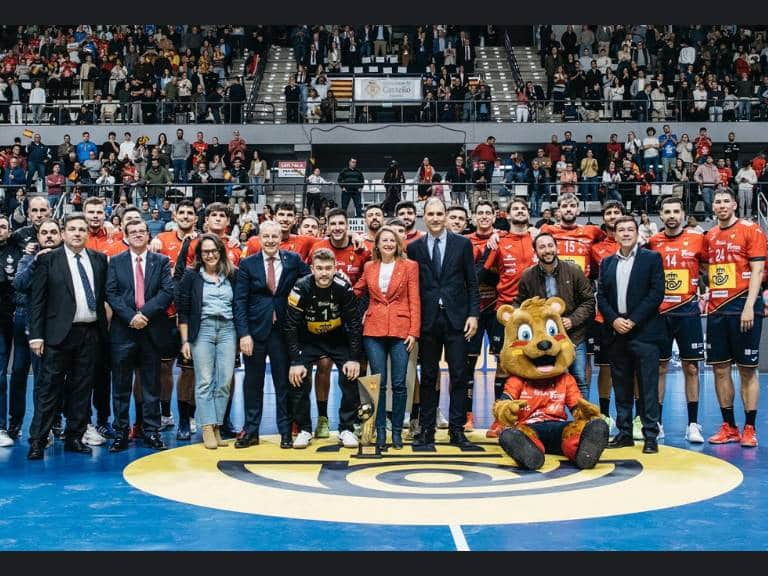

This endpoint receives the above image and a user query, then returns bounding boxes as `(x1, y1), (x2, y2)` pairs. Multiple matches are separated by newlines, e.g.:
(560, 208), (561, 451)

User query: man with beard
(310, 208), (371, 439)
(298, 215), (320, 238)
(704, 189), (766, 447)
(648, 197), (707, 443)
(479, 198), (537, 437)
(363, 204), (384, 251)
(151, 200), (199, 440)
(515, 231), (595, 404)
(588, 201), (626, 434)
(395, 201), (424, 246)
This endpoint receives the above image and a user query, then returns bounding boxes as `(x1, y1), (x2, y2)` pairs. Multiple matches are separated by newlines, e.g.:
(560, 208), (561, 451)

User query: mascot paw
(499, 427), (545, 470)
(571, 398), (603, 421)
(493, 400), (528, 428)
(573, 418), (609, 470)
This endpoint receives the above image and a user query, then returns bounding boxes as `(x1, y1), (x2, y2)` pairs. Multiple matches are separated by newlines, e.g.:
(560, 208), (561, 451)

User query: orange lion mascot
(493, 297), (609, 470)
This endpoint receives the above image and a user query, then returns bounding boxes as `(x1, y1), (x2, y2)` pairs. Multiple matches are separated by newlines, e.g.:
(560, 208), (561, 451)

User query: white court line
(449, 524), (470, 551)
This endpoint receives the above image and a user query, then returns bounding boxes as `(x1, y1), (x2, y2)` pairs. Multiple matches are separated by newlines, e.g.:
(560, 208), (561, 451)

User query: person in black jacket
(337, 157), (365, 218)
(284, 248), (362, 449)
(177, 233), (238, 450)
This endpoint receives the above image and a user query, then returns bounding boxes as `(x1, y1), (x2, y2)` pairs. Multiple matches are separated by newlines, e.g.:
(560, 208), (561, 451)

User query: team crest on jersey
(288, 289), (301, 308)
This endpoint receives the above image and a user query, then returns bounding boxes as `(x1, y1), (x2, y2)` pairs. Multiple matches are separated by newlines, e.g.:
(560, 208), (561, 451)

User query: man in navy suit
(597, 215), (665, 453)
(234, 221), (311, 449)
(106, 219), (175, 452)
(406, 197), (480, 449)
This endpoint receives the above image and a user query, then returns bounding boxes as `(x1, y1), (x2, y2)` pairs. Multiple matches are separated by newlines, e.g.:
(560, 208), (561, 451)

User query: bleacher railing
(1, 178), (745, 219)
(503, 27), (525, 90)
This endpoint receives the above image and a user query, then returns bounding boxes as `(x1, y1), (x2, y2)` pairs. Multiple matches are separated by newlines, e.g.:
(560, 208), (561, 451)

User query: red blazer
(353, 258), (421, 339)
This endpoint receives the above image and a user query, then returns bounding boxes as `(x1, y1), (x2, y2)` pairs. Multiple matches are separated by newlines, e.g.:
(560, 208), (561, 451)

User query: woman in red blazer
(354, 226), (420, 449)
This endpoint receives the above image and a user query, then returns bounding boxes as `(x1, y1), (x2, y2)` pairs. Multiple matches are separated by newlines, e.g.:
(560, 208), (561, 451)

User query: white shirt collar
(616, 244), (638, 260)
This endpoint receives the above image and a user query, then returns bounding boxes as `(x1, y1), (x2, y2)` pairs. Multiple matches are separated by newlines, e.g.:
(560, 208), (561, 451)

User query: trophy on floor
(354, 374), (382, 458)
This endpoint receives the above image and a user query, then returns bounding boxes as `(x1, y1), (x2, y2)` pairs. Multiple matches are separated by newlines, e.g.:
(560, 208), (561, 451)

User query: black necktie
(431, 237), (442, 280)
(75, 253), (97, 312)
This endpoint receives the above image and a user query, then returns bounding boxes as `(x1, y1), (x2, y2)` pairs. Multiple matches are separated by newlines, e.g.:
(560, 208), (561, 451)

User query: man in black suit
(406, 197), (480, 449)
(106, 219), (174, 452)
(234, 221), (311, 449)
(597, 216), (665, 453)
(27, 213), (109, 460)
(457, 38), (475, 74)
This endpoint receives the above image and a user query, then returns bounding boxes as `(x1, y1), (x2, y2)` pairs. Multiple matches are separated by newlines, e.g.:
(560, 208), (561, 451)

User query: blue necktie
(75, 253), (97, 312)
(431, 237), (442, 281)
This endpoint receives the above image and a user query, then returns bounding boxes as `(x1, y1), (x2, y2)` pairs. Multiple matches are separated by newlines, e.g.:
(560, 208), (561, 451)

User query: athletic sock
(721, 406), (736, 428)
(599, 397), (610, 416)
(658, 403), (663, 422)
(161, 401), (171, 418)
(410, 404), (420, 421)
(465, 387), (473, 413)
(687, 401), (699, 424)
(745, 410), (757, 428)
(634, 398), (641, 418)
(135, 401), (143, 426)
(317, 401), (328, 418)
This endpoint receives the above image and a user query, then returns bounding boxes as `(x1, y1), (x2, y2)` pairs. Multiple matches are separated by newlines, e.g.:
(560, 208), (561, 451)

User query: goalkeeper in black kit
(284, 248), (363, 449)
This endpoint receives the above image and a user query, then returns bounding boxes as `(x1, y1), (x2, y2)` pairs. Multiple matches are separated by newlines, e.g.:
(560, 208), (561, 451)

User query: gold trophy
(354, 374), (382, 458)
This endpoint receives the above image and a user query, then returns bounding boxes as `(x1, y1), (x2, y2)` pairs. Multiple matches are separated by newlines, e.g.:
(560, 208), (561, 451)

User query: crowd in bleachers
(0, 25), (270, 125)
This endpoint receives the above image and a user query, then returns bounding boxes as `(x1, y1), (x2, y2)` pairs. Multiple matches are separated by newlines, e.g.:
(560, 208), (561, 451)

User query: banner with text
(276, 161), (307, 178)
(353, 77), (423, 103)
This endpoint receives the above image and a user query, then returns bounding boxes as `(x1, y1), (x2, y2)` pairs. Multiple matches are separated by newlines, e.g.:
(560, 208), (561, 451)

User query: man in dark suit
(27, 213), (109, 460)
(457, 38), (475, 74)
(106, 219), (174, 452)
(234, 221), (311, 449)
(597, 215), (665, 453)
(406, 197), (480, 449)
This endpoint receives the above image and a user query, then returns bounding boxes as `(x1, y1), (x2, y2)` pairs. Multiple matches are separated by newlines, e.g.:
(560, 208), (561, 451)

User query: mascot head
(496, 297), (575, 381)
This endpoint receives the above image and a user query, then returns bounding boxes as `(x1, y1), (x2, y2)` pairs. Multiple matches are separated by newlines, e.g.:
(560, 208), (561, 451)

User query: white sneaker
(601, 414), (617, 438)
(353, 422), (362, 438)
(437, 409), (449, 429)
(632, 416), (643, 440)
(386, 418), (392, 432)
(293, 430), (313, 449)
(339, 429), (359, 448)
(686, 422), (705, 444)
(657, 423), (665, 440)
(405, 418), (421, 440)
(82, 424), (106, 446)
(160, 415), (175, 430)
(189, 418), (197, 433)
(0, 429), (13, 447)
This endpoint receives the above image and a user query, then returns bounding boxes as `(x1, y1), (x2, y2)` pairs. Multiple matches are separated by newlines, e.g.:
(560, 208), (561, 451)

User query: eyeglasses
(201, 249), (219, 256)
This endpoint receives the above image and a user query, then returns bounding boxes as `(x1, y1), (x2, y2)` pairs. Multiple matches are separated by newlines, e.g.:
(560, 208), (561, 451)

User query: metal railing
(3, 179), (752, 220)
(503, 27), (525, 90)
(5, 99), (276, 126)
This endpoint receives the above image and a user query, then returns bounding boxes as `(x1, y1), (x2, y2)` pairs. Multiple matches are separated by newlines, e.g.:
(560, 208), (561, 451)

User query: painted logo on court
(124, 435), (742, 525)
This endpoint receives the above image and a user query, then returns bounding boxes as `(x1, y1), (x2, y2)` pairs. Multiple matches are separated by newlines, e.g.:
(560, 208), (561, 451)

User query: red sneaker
(464, 412), (475, 432)
(707, 422), (741, 444)
(128, 423), (143, 440)
(292, 422), (299, 437)
(741, 425), (758, 448)
(486, 420), (502, 438)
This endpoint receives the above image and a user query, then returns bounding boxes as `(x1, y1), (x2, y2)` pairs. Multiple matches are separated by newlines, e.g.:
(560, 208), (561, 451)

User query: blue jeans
(738, 98), (752, 120)
(172, 159), (187, 183)
(530, 185), (544, 217)
(249, 175), (263, 204)
(363, 336), (409, 433)
(701, 186), (714, 218)
(661, 156), (676, 182)
(191, 317), (236, 427)
(569, 340), (589, 399)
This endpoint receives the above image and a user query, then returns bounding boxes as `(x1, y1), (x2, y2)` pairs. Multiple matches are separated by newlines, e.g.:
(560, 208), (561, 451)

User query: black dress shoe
(27, 441), (45, 460)
(142, 433), (166, 450)
(220, 421), (239, 439)
(109, 435), (130, 453)
(643, 438), (659, 453)
(448, 429), (475, 448)
(280, 433), (293, 449)
(234, 432), (259, 449)
(607, 434), (635, 448)
(64, 438), (93, 454)
(412, 429), (436, 451)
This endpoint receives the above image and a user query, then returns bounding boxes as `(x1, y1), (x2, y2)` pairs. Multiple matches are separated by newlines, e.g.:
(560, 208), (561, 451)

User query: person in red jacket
(353, 226), (420, 450)
(470, 136), (497, 182)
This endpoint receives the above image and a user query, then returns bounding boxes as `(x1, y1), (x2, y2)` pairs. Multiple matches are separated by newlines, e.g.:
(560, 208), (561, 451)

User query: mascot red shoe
(493, 297), (609, 470)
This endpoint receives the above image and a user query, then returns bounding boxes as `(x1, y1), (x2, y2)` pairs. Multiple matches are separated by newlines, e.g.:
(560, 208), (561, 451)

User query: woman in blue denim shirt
(177, 233), (238, 450)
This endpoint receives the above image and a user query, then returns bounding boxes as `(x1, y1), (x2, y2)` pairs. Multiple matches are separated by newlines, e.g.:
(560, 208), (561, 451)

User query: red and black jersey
(539, 223), (605, 278)
(311, 239), (371, 285)
(467, 230), (506, 312)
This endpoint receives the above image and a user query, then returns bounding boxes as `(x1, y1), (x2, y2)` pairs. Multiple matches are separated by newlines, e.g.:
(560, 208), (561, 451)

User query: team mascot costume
(493, 297), (609, 470)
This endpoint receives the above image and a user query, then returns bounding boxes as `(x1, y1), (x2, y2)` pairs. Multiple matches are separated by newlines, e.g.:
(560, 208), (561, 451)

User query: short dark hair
(713, 187), (737, 202)
(509, 197), (530, 211)
(312, 248), (336, 264)
(395, 200), (417, 214)
(533, 232), (556, 249)
(83, 196), (106, 209)
(364, 204), (383, 215)
(176, 199), (195, 212)
(274, 201), (297, 215)
(62, 212), (88, 228)
(659, 196), (685, 211)
(386, 218), (407, 228)
(447, 205), (468, 219)
(326, 207), (348, 222)
(474, 199), (495, 214)
(601, 200), (626, 215)
(614, 215), (638, 230)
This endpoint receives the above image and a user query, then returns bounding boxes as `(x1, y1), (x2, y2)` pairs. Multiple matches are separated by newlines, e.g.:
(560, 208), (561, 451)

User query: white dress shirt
(65, 245), (98, 324)
(378, 260), (396, 294)
(615, 245), (638, 315)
